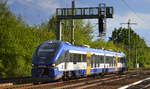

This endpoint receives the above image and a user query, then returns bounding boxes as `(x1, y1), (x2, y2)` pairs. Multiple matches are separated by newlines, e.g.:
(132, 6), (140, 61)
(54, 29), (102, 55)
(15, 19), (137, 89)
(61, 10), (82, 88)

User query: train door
(113, 56), (116, 68)
(86, 52), (91, 75)
(115, 55), (118, 71)
(64, 51), (69, 70)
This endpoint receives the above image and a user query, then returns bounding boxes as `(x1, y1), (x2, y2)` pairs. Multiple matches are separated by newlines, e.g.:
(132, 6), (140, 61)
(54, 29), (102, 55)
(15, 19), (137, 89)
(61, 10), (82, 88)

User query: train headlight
(32, 64), (38, 67)
(52, 64), (55, 67)
(32, 64), (34, 66)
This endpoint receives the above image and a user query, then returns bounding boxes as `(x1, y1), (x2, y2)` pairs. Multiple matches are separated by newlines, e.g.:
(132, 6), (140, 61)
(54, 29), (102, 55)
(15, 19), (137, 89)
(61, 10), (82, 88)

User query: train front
(31, 41), (62, 82)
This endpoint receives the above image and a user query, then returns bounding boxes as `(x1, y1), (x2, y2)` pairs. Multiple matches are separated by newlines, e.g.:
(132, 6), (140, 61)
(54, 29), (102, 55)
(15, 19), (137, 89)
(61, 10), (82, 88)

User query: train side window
(91, 55), (94, 68)
(93, 55), (95, 67)
(82, 54), (86, 62)
(106, 56), (112, 65)
(106, 56), (108, 63)
(100, 55), (104, 63)
(64, 51), (69, 62)
(122, 57), (125, 63)
(97, 56), (101, 67)
(95, 55), (98, 67)
(72, 53), (77, 64)
(118, 57), (121, 63)
(96, 55), (98, 67)
(81, 54), (83, 62)
(55, 52), (66, 65)
(97, 55), (99, 67)
(79, 54), (82, 62)
(120, 57), (124, 63)
(113, 56), (115, 67)
(73, 53), (80, 63)
(111, 56), (113, 67)
(77, 54), (82, 62)
(70, 53), (74, 62)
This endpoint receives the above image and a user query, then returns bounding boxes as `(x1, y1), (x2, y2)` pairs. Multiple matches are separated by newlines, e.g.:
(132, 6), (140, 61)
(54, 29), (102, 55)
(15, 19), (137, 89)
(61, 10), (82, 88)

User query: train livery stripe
(86, 52), (91, 75)
(69, 50), (87, 54)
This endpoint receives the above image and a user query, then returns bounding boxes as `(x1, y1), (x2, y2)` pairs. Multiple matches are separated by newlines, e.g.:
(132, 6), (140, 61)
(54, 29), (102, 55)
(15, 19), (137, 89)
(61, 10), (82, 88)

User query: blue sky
(7, 0), (150, 46)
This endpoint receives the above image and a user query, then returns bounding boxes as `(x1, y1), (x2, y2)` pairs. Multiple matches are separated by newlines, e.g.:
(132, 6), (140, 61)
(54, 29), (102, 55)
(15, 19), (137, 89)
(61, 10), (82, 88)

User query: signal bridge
(56, 7), (113, 19)
(56, 2), (114, 44)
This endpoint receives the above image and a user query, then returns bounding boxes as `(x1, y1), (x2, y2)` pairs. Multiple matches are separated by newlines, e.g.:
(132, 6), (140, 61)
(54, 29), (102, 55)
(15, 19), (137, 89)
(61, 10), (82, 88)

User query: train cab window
(35, 43), (59, 63)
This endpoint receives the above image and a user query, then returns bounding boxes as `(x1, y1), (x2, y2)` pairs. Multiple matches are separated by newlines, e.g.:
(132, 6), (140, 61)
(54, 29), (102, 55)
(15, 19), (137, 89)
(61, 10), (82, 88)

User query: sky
(6, 0), (150, 46)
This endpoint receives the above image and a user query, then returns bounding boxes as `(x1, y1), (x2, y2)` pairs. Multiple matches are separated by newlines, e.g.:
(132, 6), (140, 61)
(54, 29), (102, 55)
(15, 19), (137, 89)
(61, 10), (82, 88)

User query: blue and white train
(32, 40), (126, 81)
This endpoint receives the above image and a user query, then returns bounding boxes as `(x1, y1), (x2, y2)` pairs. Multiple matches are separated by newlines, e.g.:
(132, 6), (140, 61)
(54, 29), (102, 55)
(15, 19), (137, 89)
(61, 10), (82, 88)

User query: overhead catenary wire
(119, 0), (148, 25)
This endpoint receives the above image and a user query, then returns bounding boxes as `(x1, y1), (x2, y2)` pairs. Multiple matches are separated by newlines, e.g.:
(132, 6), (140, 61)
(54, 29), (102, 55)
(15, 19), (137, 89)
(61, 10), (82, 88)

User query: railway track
(1, 73), (134, 89)
(119, 77), (150, 89)
(0, 74), (115, 89)
(0, 77), (34, 89)
(1, 68), (150, 89)
(0, 76), (33, 84)
(0, 83), (33, 89)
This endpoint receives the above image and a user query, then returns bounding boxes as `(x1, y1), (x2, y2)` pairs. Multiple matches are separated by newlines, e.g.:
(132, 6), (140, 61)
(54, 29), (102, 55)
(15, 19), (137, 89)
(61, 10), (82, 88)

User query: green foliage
(0, 1), (55, 78)
(110, 27), (150, 69)
(47, 17), (93, 45)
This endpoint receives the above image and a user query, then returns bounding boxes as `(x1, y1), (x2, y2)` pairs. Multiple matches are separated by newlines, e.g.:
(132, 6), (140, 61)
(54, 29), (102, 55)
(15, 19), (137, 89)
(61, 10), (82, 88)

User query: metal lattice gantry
(56, 6), (113, 19)
(56, 2), (114, 44)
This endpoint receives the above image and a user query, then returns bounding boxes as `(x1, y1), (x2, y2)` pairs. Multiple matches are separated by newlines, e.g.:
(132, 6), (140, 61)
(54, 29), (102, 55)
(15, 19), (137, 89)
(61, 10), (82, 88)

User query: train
(32, 40), (126, 82)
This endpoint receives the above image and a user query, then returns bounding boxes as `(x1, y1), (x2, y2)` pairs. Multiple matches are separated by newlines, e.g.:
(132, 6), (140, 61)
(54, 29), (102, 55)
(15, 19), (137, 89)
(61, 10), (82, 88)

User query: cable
(119, 0), (147, 24)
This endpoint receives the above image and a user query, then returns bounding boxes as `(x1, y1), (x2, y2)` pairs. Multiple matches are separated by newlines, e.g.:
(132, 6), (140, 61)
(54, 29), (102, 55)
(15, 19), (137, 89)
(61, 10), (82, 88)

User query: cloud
(13, 0), (59, 13)
(108, 11), (150, 30)
(7, 0), (14, 5)
(37, 0), (58, 9)
(106, 11), (150, 46)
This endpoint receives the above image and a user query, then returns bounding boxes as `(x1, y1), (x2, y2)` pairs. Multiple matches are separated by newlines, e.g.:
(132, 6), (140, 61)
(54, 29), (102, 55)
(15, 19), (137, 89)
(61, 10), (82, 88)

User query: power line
(120, 19), (137, 68)
(120, 0), (146, 24)
(120, 19), (137, 29)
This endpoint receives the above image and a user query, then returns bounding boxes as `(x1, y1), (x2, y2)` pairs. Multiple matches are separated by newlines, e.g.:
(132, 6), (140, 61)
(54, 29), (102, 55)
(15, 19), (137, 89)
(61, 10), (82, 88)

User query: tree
(110, 27), (149, 69)
(47, 17), (93, 45)
(0, 1), (55, 77)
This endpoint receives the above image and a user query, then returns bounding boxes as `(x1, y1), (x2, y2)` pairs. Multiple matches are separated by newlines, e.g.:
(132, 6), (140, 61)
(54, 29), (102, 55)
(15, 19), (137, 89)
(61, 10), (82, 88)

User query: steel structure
(56, 2), (114, 43)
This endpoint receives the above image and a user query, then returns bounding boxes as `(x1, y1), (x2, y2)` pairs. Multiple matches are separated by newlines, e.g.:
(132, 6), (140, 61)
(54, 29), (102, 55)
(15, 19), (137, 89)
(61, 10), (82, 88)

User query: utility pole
(121, 19), (137, 29)
(120, 19), (137, 68)
(71, 0), (75, 45)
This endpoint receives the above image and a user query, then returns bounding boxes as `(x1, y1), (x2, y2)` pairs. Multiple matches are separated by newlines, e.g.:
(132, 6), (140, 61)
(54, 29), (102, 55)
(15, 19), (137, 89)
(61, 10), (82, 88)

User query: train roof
(42, 40), (125, 57)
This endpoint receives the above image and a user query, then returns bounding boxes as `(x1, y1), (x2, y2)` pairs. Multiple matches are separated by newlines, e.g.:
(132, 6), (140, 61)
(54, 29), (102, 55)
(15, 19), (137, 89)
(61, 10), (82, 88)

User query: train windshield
(35, 43), (59, 63)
